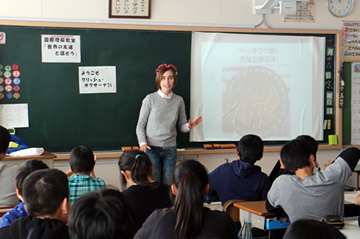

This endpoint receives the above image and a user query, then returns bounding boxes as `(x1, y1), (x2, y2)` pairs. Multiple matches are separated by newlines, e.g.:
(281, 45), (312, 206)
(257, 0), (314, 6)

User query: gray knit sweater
(0, 161), (18, 207)
(136, 92), (190, 147)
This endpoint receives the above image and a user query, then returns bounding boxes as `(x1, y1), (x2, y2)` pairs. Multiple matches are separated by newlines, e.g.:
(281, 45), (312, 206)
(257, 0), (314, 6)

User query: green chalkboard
(343, 62), (353, 145)
(0, 25), (193, 152)
(0, 25), (339, 152)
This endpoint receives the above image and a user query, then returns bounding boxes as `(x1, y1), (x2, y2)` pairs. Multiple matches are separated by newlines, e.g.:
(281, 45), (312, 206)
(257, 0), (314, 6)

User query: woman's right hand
(140, 144), (151, 152)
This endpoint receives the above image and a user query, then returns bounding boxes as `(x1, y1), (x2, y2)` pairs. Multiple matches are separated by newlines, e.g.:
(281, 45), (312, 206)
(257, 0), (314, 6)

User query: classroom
(1, 0), (360, 237)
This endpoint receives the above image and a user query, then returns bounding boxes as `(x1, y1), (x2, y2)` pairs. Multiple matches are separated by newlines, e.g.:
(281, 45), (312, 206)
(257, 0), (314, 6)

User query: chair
(223, 199), (245, 222)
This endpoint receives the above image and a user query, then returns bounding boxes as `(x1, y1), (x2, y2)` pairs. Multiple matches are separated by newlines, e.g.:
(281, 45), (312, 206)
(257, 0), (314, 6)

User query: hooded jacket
(0, 216), (70, 239)
(208, 159), (271, 205)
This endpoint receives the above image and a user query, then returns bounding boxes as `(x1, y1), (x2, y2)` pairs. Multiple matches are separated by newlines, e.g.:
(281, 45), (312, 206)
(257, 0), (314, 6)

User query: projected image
(222, 66), (290, 138)
(191, 32), (325, 141)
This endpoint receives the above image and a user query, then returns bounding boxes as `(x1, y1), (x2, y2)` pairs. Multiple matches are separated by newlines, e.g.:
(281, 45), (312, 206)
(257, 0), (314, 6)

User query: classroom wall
(1, 0), (356, 188)
(0, 0), (359, 29)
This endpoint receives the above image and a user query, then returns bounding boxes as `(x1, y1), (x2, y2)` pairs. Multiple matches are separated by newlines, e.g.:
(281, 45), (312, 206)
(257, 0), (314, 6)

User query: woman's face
(160, 70), (175, 95)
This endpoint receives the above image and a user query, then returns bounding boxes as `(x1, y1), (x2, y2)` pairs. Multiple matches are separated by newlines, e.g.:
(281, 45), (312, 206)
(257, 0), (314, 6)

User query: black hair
(280, 139), (312, 172)
(118, 149), (159, 191)
(0, 125), (11, 155)
(15, 159), (49, 195)
(23, 168), (69, 217)
(69, 146), (95, 173)
(69, 189), (136, 239)
(237, 134), (264, 164)
(295, 135), (318, 160)
(283, 219), (346, 239)
(171, 160), (209, 239)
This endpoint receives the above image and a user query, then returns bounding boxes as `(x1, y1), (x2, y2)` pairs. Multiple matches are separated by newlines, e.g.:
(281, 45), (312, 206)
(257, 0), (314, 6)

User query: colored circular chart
(13, 85), (20, 92)
(6, 93), (13, 99)
(12, 64), (19, 71)
(3, 71), (11, 78)
(0, 77), (3, 84)
(0, 93), (3, 99)
(0, 71), (3, 77)
(13, 92), (20, 99)
(0, 86), (3, 92)
(13, 70), (20, 77)
(4, 78), (12, 85)
(4, 65), (11, 71)
(13, 78), (21, 85)
(0, 64), (3, 70)
(5, 85), (12, 92)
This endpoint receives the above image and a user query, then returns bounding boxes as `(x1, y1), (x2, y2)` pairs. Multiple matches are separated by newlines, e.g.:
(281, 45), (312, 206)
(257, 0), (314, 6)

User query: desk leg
(239, 209), (266, 230)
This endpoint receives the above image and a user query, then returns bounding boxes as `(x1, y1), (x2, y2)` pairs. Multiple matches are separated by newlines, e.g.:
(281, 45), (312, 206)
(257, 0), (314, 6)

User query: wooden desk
(234, 201), (277, 230)
(340, 220), (360, 239)
(3, 151), (56, 168)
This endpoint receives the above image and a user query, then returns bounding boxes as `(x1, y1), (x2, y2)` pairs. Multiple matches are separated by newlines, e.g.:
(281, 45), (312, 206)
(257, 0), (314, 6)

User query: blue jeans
(146, 146), (177, 185)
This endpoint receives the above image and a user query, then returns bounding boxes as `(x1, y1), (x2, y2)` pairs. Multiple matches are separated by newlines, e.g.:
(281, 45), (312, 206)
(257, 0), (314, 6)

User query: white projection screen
(190, 32), (325, 142)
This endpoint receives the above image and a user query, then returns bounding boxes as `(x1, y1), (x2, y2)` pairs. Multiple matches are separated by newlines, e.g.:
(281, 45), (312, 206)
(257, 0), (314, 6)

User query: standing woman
(136, 64), (202, 184)
(134, 160), (238, 239)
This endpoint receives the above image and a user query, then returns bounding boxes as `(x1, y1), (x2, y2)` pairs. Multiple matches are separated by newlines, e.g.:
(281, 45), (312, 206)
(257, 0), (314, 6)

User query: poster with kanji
(343, 21), (360, 62)
(78, 66), (117, 94)
(351, 62), (360, 144)
(41, 35), (81, 63)
(0, 104), (29, 128)
(284, 1), (315, 23)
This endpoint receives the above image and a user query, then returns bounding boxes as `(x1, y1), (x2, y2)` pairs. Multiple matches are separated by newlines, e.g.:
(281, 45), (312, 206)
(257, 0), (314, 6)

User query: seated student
(69, 189), (136, 239)
(118, 150), (172, 231)
(67, 146), (106, 205)
(0, 126), (19, 207)
(0, 159), (49, 228)
(283, 219), (346, 239)
(0, 168), (71, 239)
(135, 160), (238, 239)
(268, 135), (319, 182)
(266, 139), (360, 222)
(207, 134), (271, 205)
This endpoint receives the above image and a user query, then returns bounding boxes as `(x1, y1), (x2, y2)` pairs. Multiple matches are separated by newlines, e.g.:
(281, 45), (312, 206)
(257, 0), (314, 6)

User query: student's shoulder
(202, 207), (234, 223)
(94, 177), (105, 184)
(2, 163), (18, 173)
(0, 225), (10, 237)
(158, 182), (170, 190)
(213, 160), (235, 172)
(271, 174), (293, 187)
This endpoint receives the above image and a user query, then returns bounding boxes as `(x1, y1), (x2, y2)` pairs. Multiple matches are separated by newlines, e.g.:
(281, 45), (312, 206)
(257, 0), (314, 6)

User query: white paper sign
(41, 35), (81, 63)
(351, 62), (360, 144)
(0, 104), (29, 128)
(78, 66), (117, 94)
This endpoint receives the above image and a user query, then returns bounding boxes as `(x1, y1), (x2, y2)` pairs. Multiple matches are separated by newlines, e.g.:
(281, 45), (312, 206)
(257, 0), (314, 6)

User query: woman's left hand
(188, 116), (203, 129)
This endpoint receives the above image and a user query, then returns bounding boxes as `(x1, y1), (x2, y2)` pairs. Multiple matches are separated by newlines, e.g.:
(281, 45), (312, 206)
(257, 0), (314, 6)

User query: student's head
(237, 134), (264, 164)
(69, 146), (95, 174)
(295, 135), (318, 160)
(155, 63), (178, 91)
(0, 125), (11, 158)
(280, 139), (313, 172)
(23, 168), (70, 223)
(118, 150), (154, 191)
(15, 159), (49, 200)
(69, 189), (136, 239)
(283, 219), (346, 239)
(171, 160), (209, 238)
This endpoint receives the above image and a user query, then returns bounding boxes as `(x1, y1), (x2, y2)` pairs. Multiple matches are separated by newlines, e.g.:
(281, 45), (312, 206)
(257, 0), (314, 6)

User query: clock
(327, 0), (354, 17)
